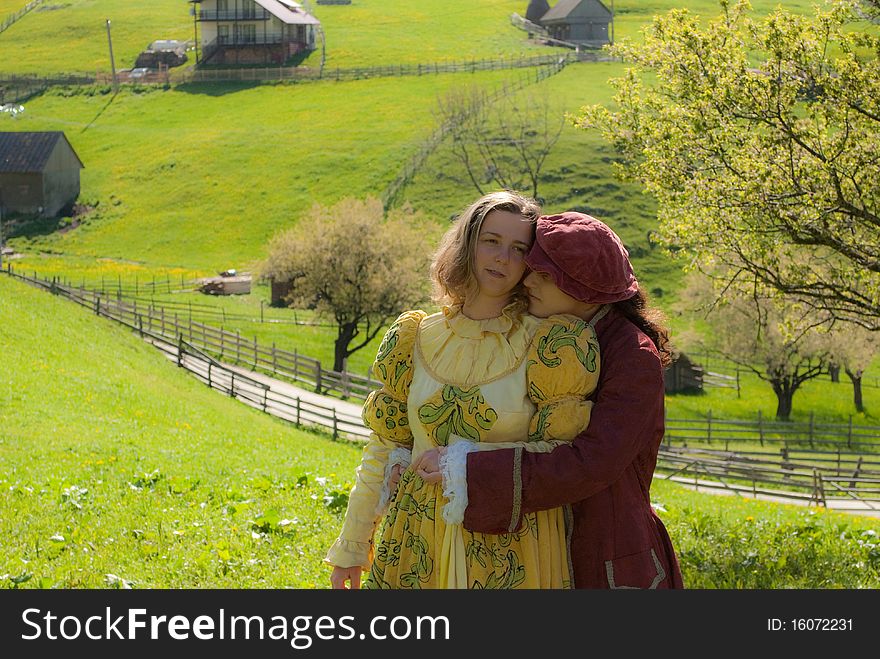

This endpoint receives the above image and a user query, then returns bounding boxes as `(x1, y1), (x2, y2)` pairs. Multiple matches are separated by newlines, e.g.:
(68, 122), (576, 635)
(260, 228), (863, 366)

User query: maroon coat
(463, 308), (684, 588)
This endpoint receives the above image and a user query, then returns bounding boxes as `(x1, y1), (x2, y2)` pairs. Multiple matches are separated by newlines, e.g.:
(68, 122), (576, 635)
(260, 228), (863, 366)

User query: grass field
(3, 0), (880, 599)
(4, 274), (880, 589)
(2, 69), (520, 270)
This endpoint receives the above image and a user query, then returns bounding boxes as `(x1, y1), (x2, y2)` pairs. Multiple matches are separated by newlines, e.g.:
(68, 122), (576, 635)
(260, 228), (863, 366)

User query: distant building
(0, 131), (83, 217)
(665, 353), (704, 394)
(189, 0), (320, 66)
(539, 0), (612, 47)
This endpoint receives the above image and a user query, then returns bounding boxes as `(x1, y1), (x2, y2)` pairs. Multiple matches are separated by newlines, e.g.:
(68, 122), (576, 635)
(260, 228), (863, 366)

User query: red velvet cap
(525, 212), (638, 304)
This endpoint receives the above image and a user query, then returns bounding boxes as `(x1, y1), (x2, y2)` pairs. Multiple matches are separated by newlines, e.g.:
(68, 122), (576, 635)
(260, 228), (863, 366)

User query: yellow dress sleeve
(324, 310), (426, 569)
(526, 314), (600, 444)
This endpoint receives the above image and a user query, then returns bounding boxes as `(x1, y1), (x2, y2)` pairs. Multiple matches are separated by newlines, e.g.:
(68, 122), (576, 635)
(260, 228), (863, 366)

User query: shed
(0, 131), (84, 217)
(665, 353), (704, 394)
(539, 0), (612, 47)
(135, 39), (189, 69)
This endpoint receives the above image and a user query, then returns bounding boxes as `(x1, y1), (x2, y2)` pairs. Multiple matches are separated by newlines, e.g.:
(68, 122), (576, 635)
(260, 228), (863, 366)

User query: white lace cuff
(374, 446), (412, 516)
(440, 441), (479, 525)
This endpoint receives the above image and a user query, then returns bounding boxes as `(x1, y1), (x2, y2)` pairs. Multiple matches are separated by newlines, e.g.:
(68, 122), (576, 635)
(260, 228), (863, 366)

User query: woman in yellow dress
(325, 190), (600, 589)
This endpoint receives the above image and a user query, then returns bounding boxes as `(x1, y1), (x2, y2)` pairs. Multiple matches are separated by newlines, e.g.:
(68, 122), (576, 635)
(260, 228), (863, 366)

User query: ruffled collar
(441, 303), (520, 339)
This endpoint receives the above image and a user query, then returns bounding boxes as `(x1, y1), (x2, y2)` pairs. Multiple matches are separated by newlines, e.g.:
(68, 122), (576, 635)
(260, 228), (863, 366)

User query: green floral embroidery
(366, 393), (409, 432)
(417, 385), (497, 446)
(528, 404), (553, 442)
(373, 326), (398, 381)
(531, 321), (598, 372)
(470, 550), (526, 589)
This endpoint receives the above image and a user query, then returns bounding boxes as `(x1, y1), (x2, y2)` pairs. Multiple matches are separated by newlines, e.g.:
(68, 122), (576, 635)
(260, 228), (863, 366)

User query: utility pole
(106, 18), (118, 91)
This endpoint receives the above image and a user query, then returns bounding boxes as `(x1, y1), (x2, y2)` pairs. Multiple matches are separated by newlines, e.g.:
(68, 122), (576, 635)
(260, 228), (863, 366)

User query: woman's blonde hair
(431, 190), (541, 313)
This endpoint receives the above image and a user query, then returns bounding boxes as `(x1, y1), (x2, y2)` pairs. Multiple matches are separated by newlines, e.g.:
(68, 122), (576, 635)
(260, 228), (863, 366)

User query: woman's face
(472, 210), (532, 301)
(523, 270), (585, 318)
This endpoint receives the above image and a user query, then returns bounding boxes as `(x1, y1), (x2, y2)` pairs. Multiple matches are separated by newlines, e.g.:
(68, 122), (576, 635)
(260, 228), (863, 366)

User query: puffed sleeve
(324, 310), (426, 569)
(525, 314), (600, 443)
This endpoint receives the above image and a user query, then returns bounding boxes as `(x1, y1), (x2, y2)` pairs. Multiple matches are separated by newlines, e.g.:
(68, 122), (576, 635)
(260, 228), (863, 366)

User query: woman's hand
(410, 447), (446, 483)
(330, 565), (363, 589)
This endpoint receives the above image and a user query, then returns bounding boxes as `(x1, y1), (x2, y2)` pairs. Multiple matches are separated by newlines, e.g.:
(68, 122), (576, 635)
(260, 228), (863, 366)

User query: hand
(330, 565), (363, 590)
(411, 447), (445, 483)
(388, 462), (404, 494)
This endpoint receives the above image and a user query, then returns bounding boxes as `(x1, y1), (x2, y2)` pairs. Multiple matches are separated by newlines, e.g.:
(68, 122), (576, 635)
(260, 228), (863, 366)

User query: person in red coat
(412, 211), (684, 588)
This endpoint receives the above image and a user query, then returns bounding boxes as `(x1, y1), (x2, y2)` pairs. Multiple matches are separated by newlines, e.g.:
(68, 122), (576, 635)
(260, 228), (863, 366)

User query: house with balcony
(189, 0), (320, 66)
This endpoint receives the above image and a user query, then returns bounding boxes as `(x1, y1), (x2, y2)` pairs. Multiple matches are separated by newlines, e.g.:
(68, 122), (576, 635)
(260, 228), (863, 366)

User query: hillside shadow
(175, 81), (263, 96)
(3, 213), (68, 240)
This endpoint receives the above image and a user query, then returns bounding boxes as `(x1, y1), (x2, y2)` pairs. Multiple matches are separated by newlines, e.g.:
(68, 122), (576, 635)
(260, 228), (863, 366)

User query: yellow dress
(325, 304), (600, 589)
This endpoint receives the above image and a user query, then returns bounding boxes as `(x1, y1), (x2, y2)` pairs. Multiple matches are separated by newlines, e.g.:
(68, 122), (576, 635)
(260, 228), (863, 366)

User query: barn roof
(0, 131), (84, 173)
(541, 0), (609, 21)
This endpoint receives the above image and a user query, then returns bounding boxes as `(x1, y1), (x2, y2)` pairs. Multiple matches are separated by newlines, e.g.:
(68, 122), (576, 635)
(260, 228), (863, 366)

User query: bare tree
(260, 197), (437, 373)
(435, 85), (564, 199)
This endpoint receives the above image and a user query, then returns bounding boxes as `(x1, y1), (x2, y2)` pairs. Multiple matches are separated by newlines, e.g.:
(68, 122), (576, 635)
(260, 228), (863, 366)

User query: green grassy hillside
(0, 0), (193, 75)
(4, 273), (880, 589)
(0, 1), (819, 75)
(2, 69), (518, 270)
(0, 273), (357, 587)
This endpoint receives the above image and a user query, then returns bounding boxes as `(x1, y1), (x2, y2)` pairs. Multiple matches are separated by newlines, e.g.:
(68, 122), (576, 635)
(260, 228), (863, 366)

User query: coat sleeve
(462, 327), (665, 534)
(324, 310), (425, 568)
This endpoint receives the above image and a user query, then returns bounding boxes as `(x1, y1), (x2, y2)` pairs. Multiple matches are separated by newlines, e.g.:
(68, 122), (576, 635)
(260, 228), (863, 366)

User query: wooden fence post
(296, 397), (301, 426)
(706, 409), (712, 444)
(757, 410), (764, 447)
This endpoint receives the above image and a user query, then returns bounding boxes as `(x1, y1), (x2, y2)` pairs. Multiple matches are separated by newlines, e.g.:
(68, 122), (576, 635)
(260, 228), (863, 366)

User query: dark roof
(541, 0), (609, 21)
(0, 131), (84, 173)
(526, 0), (551, 23)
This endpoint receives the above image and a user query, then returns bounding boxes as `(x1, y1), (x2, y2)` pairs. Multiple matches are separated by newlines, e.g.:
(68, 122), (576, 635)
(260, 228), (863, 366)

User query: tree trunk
(846, 368), (864, 413)
(771, 378), (795, 420)
(334, 322), (357, 372)
(829, 362), (840, 383)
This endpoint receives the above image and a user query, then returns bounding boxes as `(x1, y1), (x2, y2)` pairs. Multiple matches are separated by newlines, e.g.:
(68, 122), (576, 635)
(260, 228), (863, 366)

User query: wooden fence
(8, 267), (880, 457)
(186, 53), (593, 85)
(656, 444), (880, 510)
(108, 312), (368, 442)
(7, 269), (381, 401)
(0, 0), (43, 35)
(381, 56), (571, 207)
(664, 411), (880, 452)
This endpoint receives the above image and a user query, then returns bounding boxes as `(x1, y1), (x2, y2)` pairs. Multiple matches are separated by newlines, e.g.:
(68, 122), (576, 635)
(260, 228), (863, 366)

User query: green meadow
(1, 0), (879, 590)
(4, 274), (879, 589)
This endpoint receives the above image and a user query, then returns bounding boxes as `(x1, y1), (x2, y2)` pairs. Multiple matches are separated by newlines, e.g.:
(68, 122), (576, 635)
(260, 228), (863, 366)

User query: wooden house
(189, 0), (320, 66)
(539, 0), (612, 47)
(0, 131), (83, 217)
(665, 353), (704, 394)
